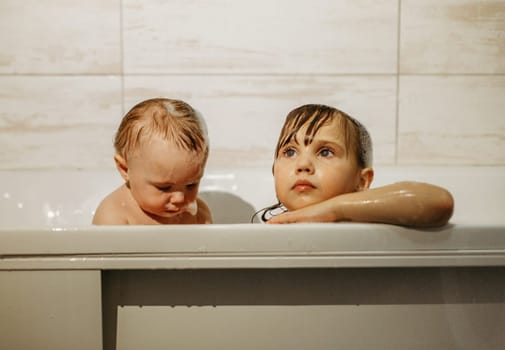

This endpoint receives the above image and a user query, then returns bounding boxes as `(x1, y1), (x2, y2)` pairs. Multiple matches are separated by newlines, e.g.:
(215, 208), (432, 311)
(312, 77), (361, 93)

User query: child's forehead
(129, 134), (190, 159)
(150, 159), (205, 183)
(138, 133), (194, 154)
(293, 117), (346, 141)
(130, 139), (205, 178)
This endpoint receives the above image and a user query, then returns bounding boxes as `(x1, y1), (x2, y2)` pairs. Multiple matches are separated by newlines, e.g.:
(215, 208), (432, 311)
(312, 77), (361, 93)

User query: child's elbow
(431, 189), (454, 227)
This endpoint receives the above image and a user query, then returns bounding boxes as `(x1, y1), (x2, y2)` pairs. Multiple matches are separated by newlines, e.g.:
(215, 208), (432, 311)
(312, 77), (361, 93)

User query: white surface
(1, 1), (504, 170)
(0, 271), (102, 350)
(0, 166), (504, 226)
(0, 223), (504, 269)
(0, 166), (504, 269)
(117, 304), (504, 350)
(0, 166), (504, 350)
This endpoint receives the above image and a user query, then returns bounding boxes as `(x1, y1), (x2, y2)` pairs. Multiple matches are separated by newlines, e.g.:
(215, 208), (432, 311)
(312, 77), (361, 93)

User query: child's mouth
(292, 179), (315, 192)
(164, 201), (198, 216)
(163, 208), (183, 217)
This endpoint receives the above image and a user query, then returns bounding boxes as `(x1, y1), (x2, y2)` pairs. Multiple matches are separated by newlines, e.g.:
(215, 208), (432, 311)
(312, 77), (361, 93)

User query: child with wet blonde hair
(262, 104), (453, 227)
(93, 98), (212, 225)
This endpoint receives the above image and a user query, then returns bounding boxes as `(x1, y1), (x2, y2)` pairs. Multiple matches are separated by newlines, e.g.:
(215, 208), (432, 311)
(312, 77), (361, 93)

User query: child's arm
(267, 182), (454, 228)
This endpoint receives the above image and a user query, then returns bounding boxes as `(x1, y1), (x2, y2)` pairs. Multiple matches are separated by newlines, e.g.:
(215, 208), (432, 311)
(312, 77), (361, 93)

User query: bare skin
(93, 185), (211, 225)
(93, 135), (212, 225)
(267, 181), (454, 227)
(269, 118), (454, 227)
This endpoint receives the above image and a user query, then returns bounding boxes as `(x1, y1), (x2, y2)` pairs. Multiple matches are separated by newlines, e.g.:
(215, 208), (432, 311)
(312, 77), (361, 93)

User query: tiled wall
(0, 0), (504, 171)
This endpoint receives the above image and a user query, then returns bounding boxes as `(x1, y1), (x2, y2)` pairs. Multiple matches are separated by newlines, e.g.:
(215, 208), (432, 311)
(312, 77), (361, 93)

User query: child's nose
(170, 191), (185, 204)
(296, 154), (314, 174)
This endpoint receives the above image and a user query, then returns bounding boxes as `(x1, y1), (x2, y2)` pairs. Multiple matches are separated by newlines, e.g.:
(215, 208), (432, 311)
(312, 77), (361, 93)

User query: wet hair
(274, 104), (372, 168)
(114, 98), (209, 162)
(252, 104), (373, 223)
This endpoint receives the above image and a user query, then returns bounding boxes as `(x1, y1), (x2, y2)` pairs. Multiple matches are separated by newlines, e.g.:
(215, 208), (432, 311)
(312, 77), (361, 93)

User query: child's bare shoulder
(92, 186), (129, 225)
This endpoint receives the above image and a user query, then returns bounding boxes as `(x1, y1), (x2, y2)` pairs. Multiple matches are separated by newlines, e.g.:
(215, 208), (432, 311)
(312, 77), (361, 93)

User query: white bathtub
(1, 165), (504, 226)
(1, 166), (504, 350)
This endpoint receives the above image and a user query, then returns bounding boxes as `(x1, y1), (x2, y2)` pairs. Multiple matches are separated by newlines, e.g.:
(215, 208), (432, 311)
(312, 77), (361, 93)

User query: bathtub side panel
(111, 268), (505, 350)
(0, 270), (102, 350)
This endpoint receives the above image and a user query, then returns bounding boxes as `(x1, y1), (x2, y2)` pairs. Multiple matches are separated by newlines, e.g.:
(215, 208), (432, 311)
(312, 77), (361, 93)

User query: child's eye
(283, 148), (297, 158)
(186, 183), (197, 190)
(157, 186), (172, 192)
(319, 148), (334, 157)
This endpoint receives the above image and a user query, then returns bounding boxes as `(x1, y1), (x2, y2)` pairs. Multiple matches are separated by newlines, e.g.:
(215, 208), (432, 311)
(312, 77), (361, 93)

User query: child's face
(273, 118), (362, 211)
(126, 135), (204, 219)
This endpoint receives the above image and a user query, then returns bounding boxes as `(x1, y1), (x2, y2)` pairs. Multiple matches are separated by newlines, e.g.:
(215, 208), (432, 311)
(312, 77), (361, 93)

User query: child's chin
(161, 210), (184, 218)
(145, 209), (183, 219)
(288, 198), (322, 211)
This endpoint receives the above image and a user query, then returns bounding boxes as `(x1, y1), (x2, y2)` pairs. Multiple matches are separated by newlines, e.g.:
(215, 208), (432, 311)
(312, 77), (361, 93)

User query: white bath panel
(0, 166), (504, 226)
(116, 304), (504, 350)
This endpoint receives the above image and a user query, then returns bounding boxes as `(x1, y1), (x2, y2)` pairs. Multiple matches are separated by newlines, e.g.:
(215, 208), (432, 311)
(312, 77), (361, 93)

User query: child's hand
(266, 200), (340, 224)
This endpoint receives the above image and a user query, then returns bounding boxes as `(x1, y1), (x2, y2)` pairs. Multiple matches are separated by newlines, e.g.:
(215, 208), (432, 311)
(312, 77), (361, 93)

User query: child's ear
(114, 154), (129, 182)
(358, 167), (374, 191)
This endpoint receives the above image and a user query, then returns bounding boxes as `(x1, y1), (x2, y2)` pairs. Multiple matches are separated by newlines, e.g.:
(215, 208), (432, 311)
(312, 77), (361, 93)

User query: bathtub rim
(1, 223), (504, 269)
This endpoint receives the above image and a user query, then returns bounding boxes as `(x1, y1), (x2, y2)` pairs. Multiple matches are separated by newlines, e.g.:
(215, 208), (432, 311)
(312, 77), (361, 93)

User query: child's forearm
(333, 181), (454, 227)
(267, 181), (454, 227)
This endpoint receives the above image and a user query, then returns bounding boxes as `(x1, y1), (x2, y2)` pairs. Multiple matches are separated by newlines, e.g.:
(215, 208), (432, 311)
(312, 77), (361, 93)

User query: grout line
(119, 0), (125, 115)
(390, 73), (505, 77)
(0, 73), (122, 77)
(1, 73), (502, 78)
(0, 73), (504, 77)
(395, 0), (402, 165)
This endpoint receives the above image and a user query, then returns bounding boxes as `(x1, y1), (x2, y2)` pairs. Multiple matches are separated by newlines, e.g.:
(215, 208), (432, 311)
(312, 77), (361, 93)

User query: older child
(93, 98), (212, 225)
(263, 104), (453, 227)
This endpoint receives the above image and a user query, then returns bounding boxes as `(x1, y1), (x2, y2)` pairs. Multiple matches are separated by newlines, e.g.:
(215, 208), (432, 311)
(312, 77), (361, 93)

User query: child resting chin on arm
(259, 104), (453, 228)
(93, 98), (212, 225)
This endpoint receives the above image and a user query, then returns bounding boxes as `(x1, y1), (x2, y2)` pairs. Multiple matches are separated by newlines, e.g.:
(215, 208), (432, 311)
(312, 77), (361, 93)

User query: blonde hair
(114, 98), (208, 162)
(274, 104), (372, 168)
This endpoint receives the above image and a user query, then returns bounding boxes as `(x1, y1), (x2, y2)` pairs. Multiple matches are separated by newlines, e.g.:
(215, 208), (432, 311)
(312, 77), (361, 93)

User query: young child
(93, 98), (212, 225)
(262, 104), (454, 227)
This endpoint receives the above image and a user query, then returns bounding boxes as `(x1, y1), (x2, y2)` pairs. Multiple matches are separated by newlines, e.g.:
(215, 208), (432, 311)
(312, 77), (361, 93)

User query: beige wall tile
(0, 76), (122, 169)
(123, 0), (398, 74)
(0, 1), (121, 74)
(124, 75), (397, 169)
(398, 76), (505, 165)
(401, 0), (505, 73)
(1, 0), (502, 171)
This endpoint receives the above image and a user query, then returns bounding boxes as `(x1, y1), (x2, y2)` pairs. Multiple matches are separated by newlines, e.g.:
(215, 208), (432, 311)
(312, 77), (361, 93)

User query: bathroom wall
(0, 0), (504, 171)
